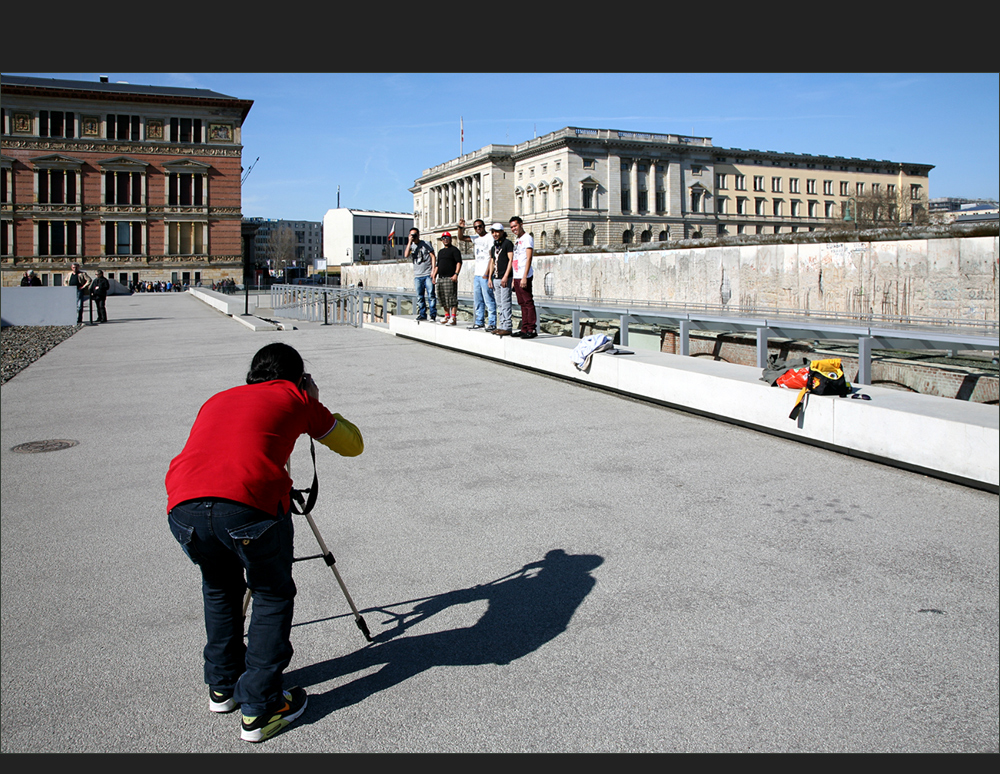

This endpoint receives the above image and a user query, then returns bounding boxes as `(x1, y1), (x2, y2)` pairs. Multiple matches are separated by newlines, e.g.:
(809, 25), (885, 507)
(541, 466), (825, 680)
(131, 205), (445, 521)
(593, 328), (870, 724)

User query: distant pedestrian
(20, 271), (30, 286)
(404, 228), (437, 322)
(458, 218), (496, 330)
(67, 263), (91, 324)
(487, 224), (514, 337)
(91, 270), (110, 323)
(509, 217), (536, 338)
(434, 232), (462, 326)
(29, 271), (41, 286)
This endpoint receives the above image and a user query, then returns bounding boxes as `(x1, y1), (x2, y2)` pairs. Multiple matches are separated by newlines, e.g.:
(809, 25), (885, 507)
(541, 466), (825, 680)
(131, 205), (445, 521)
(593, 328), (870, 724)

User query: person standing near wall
(508, 217), (537, 338)
(487, 224), (515, 337)
(67, 263), (91, 324)
(458, 218), (496, 331)
(405, 228), (437, 322)
(91, 270), (110, 323)
(433, 232), (462, 326)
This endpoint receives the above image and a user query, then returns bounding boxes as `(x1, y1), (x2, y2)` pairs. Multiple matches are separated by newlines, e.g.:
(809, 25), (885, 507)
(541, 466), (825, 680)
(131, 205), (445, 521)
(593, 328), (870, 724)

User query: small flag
(388, 222), (395, 245)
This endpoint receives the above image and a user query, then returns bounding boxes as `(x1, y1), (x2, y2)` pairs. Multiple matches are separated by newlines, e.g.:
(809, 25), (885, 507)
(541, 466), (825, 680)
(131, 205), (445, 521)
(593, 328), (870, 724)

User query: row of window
(12, 170), (206, 207)
(715, 197), (894, 219)
(1, 219), (207, 257)
(1, 109), (228, 144)
(354, 234), (403, 246)
(718, 174), (921, 200)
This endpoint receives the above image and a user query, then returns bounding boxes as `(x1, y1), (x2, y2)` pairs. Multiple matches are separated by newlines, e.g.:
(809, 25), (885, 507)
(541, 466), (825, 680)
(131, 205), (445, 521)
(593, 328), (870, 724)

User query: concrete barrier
(0, 286), (78, 326)
(387, 314), (999, 491)
(187, 287), (278, 331)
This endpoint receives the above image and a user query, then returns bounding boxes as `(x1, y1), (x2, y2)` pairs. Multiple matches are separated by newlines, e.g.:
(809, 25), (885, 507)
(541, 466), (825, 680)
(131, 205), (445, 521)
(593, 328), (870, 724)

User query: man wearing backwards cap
(433, 232), (462, 325)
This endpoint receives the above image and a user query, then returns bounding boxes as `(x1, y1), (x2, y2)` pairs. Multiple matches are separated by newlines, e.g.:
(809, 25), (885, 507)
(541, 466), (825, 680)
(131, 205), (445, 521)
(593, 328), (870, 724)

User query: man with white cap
(486, 223), (515, 336)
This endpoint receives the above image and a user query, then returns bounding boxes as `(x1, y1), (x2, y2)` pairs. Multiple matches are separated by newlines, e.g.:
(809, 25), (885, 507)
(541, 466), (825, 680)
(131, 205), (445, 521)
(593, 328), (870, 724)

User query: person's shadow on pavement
(285, 548), (604, 721)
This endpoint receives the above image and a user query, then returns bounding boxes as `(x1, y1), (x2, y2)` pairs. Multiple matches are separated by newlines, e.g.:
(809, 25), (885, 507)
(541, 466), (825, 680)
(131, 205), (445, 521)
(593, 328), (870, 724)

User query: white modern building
(323, 208), (412, 266)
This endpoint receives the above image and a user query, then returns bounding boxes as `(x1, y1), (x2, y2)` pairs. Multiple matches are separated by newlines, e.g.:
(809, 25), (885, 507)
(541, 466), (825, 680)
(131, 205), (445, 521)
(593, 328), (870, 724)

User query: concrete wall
(343, 235), (999, 323)
(1, 286), (78, 326)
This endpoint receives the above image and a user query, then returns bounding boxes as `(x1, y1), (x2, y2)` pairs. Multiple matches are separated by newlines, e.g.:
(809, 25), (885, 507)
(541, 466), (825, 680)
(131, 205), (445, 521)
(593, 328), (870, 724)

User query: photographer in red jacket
(166, 342), (363, 742)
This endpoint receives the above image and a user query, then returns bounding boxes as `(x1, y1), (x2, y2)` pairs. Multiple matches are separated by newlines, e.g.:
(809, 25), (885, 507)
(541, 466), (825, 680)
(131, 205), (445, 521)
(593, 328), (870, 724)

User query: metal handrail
(354, 285), (998, 338)
(270, 285), (362, 326)
(268, 283), (996, 385)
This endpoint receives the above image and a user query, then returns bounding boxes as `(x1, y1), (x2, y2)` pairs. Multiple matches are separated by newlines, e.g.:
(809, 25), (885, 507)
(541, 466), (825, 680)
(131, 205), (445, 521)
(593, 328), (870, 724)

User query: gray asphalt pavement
(1, 292), (997, 753)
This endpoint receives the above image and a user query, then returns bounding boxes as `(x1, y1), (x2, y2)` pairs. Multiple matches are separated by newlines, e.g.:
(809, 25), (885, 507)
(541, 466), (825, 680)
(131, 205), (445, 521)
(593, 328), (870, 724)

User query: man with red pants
(508, 216), (537, 338)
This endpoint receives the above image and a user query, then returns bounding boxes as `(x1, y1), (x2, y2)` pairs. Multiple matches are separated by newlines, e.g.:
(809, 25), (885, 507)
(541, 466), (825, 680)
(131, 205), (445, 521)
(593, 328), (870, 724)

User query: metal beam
(678, 320), (690, 356)
(858, 336), (873, 385)
(756, 327), (771, 369)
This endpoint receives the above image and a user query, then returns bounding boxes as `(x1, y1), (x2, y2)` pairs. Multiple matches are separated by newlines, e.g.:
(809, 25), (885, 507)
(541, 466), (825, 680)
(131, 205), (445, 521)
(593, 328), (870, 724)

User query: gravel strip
(0, 325), (81, 385)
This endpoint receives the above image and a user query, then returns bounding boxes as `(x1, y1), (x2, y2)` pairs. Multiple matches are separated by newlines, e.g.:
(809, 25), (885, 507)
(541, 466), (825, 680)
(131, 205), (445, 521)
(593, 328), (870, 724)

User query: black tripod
(242, 441), (372, 642)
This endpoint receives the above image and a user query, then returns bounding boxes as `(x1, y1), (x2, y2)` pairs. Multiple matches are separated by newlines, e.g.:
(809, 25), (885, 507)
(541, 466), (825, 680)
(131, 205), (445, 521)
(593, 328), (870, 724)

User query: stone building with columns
(410, 126), (933, 252)
(0, 74), (253, 288)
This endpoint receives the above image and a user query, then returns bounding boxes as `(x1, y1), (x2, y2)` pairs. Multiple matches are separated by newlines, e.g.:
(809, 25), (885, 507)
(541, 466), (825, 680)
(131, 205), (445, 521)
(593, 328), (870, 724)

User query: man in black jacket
(91, 270), (110, 323)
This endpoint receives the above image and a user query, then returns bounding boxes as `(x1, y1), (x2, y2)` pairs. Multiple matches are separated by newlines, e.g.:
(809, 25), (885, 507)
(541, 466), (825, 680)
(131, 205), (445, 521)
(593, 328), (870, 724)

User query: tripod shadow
(286, 548), (603, 720)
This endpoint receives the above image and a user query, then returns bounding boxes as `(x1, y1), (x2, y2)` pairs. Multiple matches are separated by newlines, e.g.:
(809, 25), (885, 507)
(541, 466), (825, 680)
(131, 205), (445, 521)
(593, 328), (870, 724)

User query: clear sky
(10, 72), (999, 223)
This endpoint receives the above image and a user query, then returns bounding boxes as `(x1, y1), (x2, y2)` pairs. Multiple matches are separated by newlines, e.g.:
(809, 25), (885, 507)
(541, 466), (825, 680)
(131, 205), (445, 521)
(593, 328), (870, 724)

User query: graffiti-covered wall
(343, 236), (998, 323)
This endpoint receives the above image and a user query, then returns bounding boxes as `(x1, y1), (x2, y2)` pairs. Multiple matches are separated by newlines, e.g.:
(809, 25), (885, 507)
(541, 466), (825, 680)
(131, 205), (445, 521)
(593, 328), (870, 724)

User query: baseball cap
(490, 223), (504, 231)
(441, 232), (452, 238)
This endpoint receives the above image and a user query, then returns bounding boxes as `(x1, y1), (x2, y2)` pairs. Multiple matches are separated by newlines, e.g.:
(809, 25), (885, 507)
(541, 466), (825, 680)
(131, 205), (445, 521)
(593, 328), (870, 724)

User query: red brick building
(0, 74), (253, 288)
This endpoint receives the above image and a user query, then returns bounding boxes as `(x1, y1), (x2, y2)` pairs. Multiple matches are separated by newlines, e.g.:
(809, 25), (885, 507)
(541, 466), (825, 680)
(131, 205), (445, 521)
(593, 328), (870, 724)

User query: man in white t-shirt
(510, 215), (538, 339)
(458, 218), (496, 331)
(508, 216), (537, 338)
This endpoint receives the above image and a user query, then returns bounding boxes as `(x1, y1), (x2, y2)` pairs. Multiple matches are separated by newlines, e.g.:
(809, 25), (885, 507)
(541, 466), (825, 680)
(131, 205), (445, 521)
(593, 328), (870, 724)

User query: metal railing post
(857, 336), (873, 385)
(678, 320), (690, 356)
(756, 326), (771, 369)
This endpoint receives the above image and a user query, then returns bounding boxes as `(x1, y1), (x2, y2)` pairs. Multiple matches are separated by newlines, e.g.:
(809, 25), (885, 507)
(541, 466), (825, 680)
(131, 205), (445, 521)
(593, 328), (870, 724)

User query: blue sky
(11, 72), (999, 223)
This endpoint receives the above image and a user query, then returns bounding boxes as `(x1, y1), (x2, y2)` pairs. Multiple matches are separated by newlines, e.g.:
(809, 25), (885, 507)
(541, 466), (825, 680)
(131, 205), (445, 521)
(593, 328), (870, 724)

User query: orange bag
(776, 367), (809, 390)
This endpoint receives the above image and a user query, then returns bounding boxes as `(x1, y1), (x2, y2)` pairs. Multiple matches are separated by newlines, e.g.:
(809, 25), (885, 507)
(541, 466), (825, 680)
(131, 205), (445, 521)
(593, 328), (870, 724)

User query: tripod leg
(303, 512), (373, 641)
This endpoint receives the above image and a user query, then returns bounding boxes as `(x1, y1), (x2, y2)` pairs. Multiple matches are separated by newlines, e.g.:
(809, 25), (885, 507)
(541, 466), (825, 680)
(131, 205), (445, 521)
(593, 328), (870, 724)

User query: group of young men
(404, 216), (537, 338)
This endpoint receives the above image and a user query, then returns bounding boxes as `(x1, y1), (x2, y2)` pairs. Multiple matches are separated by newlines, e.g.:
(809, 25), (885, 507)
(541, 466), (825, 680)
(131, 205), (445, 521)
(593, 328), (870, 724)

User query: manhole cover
(10, 439), (80, 454)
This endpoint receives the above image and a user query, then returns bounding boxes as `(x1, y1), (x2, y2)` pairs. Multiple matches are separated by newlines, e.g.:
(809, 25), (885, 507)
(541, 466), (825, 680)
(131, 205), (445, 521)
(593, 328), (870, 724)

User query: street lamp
(844, 197), (859, 231)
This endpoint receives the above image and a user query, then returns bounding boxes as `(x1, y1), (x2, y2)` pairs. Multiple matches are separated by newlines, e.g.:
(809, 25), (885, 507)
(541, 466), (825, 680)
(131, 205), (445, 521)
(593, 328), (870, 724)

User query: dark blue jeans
(168, 499), (296, 715)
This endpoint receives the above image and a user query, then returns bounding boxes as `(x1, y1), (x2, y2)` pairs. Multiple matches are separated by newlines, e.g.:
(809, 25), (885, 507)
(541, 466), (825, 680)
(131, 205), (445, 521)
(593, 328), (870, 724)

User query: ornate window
(32, 155), (83, 205)
(163, 159), (211, 207)
(105, 221), (144, 256)
(100, 157), (148, 206)
(39, 110), (75, 138)
(169, 117), (203, 144)
(37, 220), (78, 256)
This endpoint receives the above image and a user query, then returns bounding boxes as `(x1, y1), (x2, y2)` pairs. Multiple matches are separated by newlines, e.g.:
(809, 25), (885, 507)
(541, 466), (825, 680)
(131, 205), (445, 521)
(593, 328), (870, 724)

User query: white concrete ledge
(188, 288), (278, 330)
(388, 314), (999, 492)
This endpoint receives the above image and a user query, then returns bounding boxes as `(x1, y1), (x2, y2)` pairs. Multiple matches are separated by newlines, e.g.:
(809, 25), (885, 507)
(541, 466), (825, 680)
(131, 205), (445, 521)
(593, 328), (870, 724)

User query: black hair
(246, 342), (305, 385)
(509, 216), (523, 226)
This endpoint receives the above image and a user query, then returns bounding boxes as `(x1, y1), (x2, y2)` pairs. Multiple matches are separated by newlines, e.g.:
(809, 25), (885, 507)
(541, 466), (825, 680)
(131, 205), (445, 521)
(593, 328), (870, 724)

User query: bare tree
(828, 186), (928, 231)
(264, 223), (297, 280)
